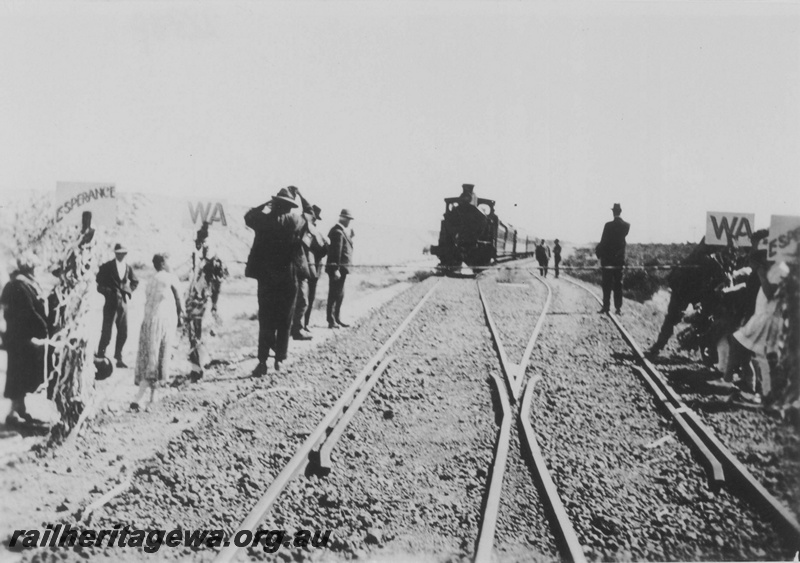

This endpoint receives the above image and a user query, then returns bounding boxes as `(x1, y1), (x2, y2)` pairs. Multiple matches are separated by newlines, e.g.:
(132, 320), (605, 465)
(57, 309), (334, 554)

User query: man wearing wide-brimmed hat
(325, 208), (355, 329)
(244, 187), (307, 376)
(595, 203), (631, 314)
(96, 243), (139, 367)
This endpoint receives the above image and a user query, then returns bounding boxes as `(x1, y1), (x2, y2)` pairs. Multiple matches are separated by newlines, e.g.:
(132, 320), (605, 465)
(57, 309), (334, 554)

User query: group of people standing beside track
(1, 184), (356, 421)
(645, 228), (800, 415)
(244, 186), (354, 378)
(535, 238), (562, 278)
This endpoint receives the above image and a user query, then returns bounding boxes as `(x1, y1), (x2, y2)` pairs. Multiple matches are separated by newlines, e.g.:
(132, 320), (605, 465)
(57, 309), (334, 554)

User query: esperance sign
(55, 182), (117, 227)
(767, 215), (800, 263)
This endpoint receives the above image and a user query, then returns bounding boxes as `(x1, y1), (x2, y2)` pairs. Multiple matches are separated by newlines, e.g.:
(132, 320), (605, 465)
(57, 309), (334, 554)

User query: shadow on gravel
(686, 397), (740, 414)
(646, 355), (696, 367)
(0, 419), (51, 438)
(610, 351), (639, 364)
(666, 368), (732, 397)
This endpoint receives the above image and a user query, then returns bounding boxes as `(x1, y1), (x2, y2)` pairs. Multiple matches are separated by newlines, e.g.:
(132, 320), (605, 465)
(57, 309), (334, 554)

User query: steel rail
(520, 375), (587, 563)
(317, 355), (395, 470)
(475, 270), (560, 562)
(511, 272), (554, 399)
(477, 279), (519, 401)
(561, 275), (800, 548)
(474, 369), (514, 563)
(214, 279), (440, 563)
(631, 366), (725, 486)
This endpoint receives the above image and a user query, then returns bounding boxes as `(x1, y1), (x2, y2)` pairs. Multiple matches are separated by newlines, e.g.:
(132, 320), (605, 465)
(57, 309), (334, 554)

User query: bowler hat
(554, 239), (560, 244)
(272, 188), (298, 207)
(114, 243), (128, 254)
(611, 203), (622, 213)
(311, 205), (322, 221)
(339, 208), (354, 220)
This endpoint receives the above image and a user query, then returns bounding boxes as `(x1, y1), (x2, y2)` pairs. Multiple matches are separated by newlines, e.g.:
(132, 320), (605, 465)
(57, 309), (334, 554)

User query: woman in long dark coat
(0, 253), (48, 424)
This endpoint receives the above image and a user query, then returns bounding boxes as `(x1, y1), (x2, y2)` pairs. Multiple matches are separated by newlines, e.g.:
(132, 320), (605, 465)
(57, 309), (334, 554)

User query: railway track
(214, 265), (558, 562)
(203, 266), (799, 562)
(213, 280), (444, 562)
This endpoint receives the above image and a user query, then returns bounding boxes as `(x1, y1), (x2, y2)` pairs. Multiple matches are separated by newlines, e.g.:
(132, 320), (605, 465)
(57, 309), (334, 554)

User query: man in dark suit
(96, 243), (139, 367)
(595, 203), (630, 314)
(245, 188), (306, 376)
(553, 239), (562, 278)
(326, 209), (354, 329)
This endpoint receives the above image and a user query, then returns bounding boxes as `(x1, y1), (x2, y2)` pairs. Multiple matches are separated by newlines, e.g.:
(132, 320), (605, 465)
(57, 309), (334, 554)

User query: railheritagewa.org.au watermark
(8, 524), (332, 553)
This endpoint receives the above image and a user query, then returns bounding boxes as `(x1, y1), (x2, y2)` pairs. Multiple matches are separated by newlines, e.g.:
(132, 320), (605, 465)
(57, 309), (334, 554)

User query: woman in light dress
(131, 254), (183, 411)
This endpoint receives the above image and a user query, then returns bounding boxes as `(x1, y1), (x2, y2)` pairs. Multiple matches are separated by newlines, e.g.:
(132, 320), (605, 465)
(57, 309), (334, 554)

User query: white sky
(1, 0), (798, 243)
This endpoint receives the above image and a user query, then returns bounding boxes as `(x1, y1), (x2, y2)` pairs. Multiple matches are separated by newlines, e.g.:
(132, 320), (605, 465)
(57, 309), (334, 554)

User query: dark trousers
(651, 293), (690, 352)
(292, 279), (308, 335)
(187, 316), (204, 373)
(601, 267), (624, 311)
(257, 277), (298, 363)
(554, 258), (560, 278)
(98, 299), (127, 359)
(537, 260), (549, 277)
(304, 276), (319, 328)
(327, 272), (347, 324)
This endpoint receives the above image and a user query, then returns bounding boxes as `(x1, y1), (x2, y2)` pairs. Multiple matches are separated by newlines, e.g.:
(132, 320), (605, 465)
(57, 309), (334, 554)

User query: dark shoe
(328, 322), (340, 329)
(274, 360), (283, 372)
(301, 326), (313, 334)
(251, 362), (268, 378)
(598, 308), (609, 314)
(336, 320), (350, 328)
(130, 402), (140, 412)
(116, 359), (128, 368)
(645, 347), (660, 358)
(292, 332), (313, 341)
(614, 309), (622, 315)
(189, 370), (203, 383)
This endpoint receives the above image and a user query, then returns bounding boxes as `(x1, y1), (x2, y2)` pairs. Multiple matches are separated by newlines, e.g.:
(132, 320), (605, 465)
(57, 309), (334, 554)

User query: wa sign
(705, 211), (754, 247)
(767, 215), (800, 263)
(55, 182), (117, 227)
(184, 200), (228, 229)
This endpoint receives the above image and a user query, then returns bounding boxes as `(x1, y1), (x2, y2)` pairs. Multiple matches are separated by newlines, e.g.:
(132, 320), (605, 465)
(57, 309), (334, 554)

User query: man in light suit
(326, 209), (354, 329)
(96, 243), (139, 367)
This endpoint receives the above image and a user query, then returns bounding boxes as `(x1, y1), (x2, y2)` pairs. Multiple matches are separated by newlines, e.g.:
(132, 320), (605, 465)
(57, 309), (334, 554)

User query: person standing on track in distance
(326, 209), (355, 329)
(96, 243), (139, 367)
(245, 188), (306, 377)
(553, 239), (562, 278)
(535, 239), (550, 277)
(302, 205), (328, 333)
(595, 203), (630, 315)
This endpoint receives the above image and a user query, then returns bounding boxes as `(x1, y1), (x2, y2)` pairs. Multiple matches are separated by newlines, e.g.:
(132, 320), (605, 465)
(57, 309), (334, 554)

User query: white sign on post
(183, 200), (228, 229)
(705, 211), (755, 247)
(55, 182), (117, 227)
(767, 215), (800, 263)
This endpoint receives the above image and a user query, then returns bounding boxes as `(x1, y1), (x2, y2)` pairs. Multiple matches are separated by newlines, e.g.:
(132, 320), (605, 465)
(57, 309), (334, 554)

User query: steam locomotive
(430, 184), (536, 270)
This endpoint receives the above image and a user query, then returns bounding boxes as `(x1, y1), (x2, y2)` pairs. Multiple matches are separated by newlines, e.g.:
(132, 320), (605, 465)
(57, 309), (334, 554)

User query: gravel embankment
(529, 277), (793, 561)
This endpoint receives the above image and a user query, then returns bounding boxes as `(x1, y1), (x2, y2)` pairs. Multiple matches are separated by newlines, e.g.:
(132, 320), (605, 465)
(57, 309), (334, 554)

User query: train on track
(430, 184), (536, 271)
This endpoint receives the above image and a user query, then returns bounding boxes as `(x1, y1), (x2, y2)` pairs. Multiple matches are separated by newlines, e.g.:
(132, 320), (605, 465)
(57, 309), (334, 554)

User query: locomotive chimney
(460, 183), (477, 205)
